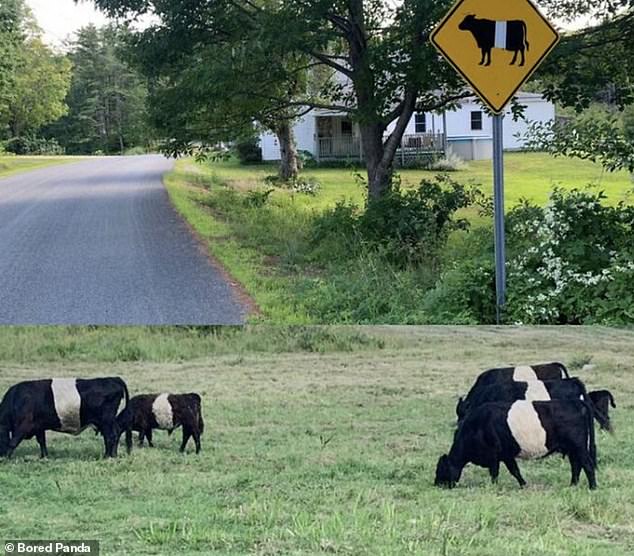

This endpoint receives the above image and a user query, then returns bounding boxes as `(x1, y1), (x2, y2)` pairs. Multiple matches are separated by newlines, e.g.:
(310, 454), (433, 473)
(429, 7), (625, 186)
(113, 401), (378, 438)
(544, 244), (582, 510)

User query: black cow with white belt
(0, 378), (129, 458)
(435, 399), (597, 489)
(456, 378), (611, 431)
(457, 362), (570, 419)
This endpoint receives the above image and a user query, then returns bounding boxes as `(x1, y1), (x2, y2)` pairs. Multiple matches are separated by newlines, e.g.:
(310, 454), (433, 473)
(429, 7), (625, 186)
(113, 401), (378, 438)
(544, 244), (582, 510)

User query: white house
(260, 92), (554, 163)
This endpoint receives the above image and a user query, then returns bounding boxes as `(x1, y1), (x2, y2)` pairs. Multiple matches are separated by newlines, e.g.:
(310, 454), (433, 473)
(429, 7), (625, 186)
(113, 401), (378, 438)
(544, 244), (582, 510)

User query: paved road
(0, 155), (248, 324)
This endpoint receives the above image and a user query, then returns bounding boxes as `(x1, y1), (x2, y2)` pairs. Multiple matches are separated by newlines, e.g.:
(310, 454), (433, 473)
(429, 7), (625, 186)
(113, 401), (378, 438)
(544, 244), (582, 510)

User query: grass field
(0, 156), (79, 178)
(0, 326), (633, 555)
(193, 153), (634, 210)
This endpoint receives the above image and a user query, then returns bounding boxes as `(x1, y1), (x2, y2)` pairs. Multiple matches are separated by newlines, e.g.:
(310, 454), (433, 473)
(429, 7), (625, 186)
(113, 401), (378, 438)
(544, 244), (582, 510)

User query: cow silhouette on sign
(459, 15), (530, 67)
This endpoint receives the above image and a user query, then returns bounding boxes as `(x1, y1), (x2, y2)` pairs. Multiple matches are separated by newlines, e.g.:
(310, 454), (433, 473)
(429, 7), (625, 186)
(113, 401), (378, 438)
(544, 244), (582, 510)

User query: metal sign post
(492, 114), (506, 324)
(430, 0), (560, 325)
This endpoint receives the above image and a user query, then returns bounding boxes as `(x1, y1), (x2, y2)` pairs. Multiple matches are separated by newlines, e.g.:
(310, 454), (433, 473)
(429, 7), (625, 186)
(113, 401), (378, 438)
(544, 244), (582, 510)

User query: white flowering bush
(424, 188), (634, 324)
(505, 188), (634, 324)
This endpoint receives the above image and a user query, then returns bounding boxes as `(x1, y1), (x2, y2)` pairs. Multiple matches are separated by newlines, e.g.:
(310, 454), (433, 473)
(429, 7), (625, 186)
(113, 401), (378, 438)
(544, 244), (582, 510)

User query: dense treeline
(0, 0), (152, 155)
(44, 25), (151, 155)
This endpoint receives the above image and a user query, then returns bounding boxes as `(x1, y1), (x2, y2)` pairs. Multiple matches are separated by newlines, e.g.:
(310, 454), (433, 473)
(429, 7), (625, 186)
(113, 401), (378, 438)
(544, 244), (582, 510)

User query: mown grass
(0, 156), (79, 178)
(202, 153), (634, 210)
(0, 326), (633, 555)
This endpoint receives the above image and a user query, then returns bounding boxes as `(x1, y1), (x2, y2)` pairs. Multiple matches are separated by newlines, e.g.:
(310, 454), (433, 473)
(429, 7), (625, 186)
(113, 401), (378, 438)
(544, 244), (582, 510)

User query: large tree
(46, 25), (151, 154)
(4, 37), (72, 137)
(0, 0), (24, 119)
(528, 1), (634, 171)
(89, 0), (468, 199)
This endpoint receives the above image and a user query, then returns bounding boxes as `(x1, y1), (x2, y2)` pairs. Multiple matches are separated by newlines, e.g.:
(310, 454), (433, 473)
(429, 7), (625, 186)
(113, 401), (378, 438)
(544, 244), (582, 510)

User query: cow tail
(608, 391), (616, 408)
(119, 379), (133, 454)
(523, 21), (529, 51)
(578, 379), (610, 432)
(197, 401), (204, 434)
(585, 401), (597, 468)
(553, 362), (570, 378)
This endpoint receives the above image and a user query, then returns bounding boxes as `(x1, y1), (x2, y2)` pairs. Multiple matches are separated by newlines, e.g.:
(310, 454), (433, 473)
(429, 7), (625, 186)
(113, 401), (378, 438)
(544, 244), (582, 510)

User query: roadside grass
(164, 154), (634, 323)
(0, 326), (633, 555)
(0, 155), (79, 178)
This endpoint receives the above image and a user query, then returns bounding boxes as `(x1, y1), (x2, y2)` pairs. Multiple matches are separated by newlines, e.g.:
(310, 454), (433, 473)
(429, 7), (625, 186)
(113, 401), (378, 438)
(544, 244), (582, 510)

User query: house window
(341, 120), (353, 135)
(414, 113), (427, 133)
(471, 111), (483, 131)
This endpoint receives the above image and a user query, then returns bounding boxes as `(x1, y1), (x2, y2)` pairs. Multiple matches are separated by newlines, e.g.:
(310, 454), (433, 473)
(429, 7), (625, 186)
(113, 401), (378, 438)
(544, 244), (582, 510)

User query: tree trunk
(275, 122), (299, 181)
(360, 123), (393, 200)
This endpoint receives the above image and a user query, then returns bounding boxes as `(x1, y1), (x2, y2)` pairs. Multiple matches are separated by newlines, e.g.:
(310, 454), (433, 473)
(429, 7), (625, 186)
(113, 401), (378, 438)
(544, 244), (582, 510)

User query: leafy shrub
(4, 136), (64, 155)
(310, 175), (481, 267)
(298, 150), (317, 168)
(424, 187), (634, 325)
(245, 189), (275, 208)
(235, 137), (262, 164)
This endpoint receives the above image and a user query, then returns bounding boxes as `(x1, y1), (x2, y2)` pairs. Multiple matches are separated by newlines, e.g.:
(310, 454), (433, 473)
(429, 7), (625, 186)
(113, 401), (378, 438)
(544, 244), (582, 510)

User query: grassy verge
(0, 326), (632, 555)
(164, 155), (634, 324)
(0, 156), (79, 178)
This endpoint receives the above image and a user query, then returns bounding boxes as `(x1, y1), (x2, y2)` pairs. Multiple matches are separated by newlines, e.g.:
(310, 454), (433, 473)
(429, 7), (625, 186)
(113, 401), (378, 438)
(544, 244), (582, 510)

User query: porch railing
(316, 132), (445, 162)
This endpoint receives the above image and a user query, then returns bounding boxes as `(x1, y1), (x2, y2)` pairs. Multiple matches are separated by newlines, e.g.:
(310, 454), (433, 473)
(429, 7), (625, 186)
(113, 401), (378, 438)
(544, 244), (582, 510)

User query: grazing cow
(589, 390), (616, 428)
(456, 378), (611, 431)
(435, 399), (597, 489)
(0, 378), (129, 458)
(459, 15), (530, 66)
(117, 393), (204, 454)
(456, 362), (570, 418)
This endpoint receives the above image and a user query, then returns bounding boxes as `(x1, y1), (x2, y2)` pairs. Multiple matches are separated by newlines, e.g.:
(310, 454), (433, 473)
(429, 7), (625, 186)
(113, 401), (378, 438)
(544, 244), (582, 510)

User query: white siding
(259, 93), (555, 160)
(261, 115), (316, 161)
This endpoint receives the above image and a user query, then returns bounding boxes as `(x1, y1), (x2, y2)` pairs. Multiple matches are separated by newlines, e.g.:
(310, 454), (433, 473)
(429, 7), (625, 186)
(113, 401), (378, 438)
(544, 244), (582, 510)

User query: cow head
(434, 454), (461, 488)
(458, 14), (476, 30)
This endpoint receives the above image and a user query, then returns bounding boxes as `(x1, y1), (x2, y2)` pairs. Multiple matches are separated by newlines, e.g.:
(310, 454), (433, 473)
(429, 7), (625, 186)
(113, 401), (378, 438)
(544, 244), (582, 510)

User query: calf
(459, 15), (530, 66)
(0, 378), (129, 458)
(457, 378), (611, 431)
(457, 362), (569, 419)
(589, 390), (616, 428)
(436, 399), (597, 489)
(117, 393), (204, 454)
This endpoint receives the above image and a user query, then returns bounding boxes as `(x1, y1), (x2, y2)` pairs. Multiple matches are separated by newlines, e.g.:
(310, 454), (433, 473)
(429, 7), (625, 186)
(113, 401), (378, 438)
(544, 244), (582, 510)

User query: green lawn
(199, 152), (634, 210)
(0, 156), (80, 178)
(0, 326), (632, 555)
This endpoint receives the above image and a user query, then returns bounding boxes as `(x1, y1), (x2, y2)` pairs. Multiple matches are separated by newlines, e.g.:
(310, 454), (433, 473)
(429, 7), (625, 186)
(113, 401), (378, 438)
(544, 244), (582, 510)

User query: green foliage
(311, 175), (481, 267)
(44, 25), (151, 155)
(425, 188), (634, 325)
(234, 137), (262, 165)
(4, 135), (63, 155)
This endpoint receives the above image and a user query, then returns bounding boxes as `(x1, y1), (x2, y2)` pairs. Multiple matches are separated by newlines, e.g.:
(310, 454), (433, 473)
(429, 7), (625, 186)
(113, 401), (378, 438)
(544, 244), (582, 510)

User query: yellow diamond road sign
(431, 0), (560, 113)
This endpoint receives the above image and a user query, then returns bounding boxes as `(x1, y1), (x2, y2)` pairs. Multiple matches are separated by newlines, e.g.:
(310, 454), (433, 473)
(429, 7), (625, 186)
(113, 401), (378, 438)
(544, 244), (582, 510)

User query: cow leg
(146, 428), (154, 448)
(193, 428), (202, 454)
(519, 48), (525, 66)
(485, 49), (492, 66)
(180, 427), (192, 453)
(479, 49), (486, 65)
(489, 460), (500, 484)
(36, 431), (48, 459)
(138, 431), (145, 446)
(503, 459), (526, 488)
(510, 50), (518, 65)
(580, 454), (597, 490)
(101, 421), (118, 458)
(569, 455), (582, 486)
